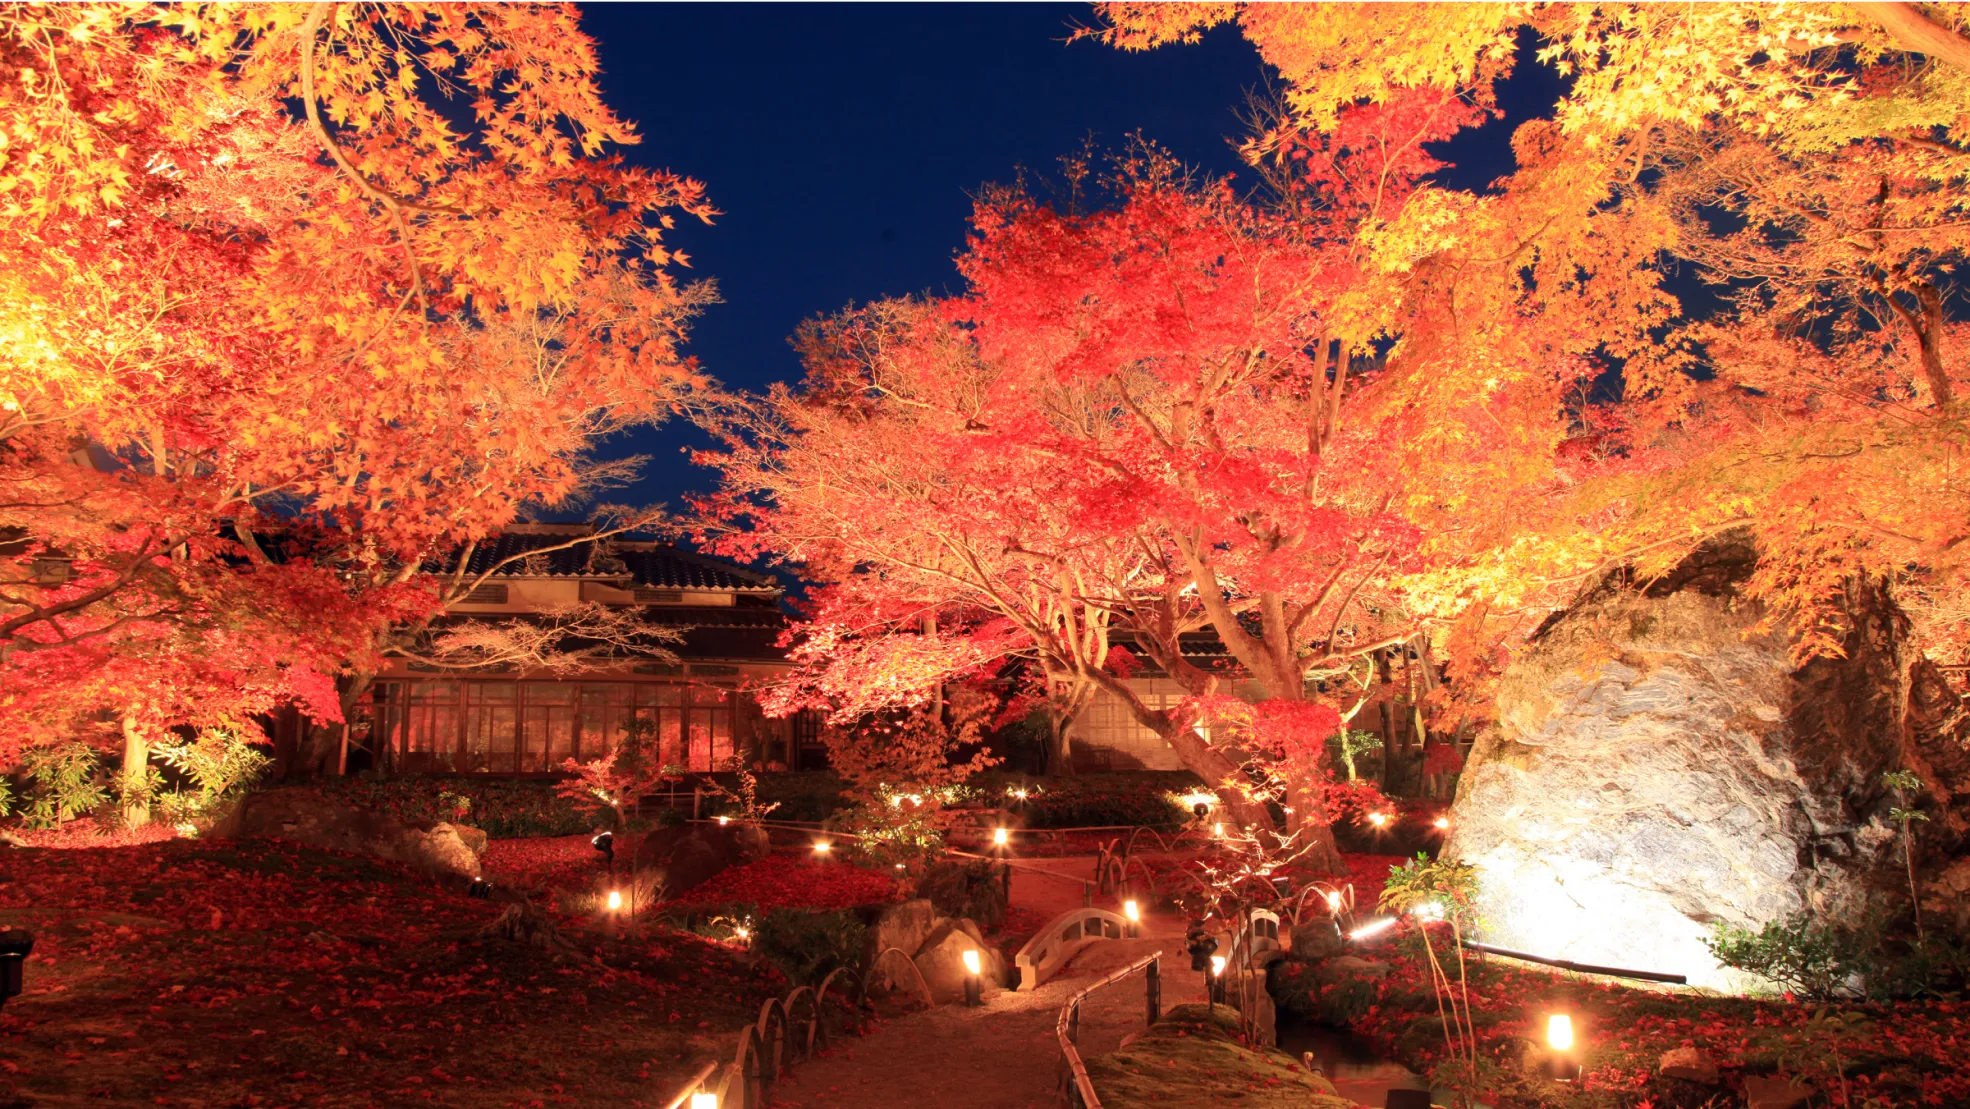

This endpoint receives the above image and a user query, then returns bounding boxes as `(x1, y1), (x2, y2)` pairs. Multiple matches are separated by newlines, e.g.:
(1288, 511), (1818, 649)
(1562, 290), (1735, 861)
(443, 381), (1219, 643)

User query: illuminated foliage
(0, 4), (710, 766)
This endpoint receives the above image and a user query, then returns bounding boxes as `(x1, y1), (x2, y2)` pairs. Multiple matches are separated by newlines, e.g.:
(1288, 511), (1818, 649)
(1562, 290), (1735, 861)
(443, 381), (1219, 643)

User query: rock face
(1448, 538), (1905, 990)
(221, 788), (482, 882)
(634, 821), (769, 897)
(865, 898), (939, 990)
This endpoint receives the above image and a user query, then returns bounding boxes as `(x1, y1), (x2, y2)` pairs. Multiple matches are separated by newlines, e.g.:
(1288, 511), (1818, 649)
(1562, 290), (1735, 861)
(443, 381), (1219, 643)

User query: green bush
(1706, 913), (1873, 999)
(20, 743), (109, 828)
(751, 907), (868, 986)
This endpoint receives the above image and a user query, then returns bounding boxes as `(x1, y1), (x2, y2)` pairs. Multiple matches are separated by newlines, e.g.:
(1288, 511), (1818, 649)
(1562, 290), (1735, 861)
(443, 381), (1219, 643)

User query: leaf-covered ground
(1275, 926), (1970, 1109)
(0, 836), (789, 1109)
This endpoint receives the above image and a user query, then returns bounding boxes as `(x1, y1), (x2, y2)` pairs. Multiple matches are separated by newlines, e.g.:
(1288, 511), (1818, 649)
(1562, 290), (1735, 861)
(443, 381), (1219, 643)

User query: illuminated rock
(1448, 537), (1905, 990)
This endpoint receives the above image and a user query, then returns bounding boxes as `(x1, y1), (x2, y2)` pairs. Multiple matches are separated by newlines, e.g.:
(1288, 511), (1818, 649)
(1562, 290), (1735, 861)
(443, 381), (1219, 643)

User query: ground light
(606, 889), (623, 912)
(689, 1093), (717, 1109)
(1122, 899), (1140, 937)
(812, 840), (832, 855)
(0, 930), (32, 1010)
(1366, 812), (1390, 829)
(961, 949), (983, 1007)
(1208, 954), (1227, 1006)
(1433, 816), (1450, 830)
(716, 816), (731, 826)
(1348, 918), (1396, 943)
(468, 877), (491, 899)
(992, 827), (1009, 847)
(1542, 1013), (1583, 1082)
(591, 831), (615, 870)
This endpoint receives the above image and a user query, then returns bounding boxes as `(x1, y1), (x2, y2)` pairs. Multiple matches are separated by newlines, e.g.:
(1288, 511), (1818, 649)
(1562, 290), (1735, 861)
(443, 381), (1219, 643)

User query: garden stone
(634, 821), (768, 897)
(866, 898), (938, 988)
(918, 858), (1007, 930)
(1313, 956), (1391, 985)
(1743, 1075), (1813, 1109)
(453, 825), (489, 857)
(1448, 536), (1906, 991)
(222, 787), (482, 882)
(911, 918), (1006, 1001)
(1286, 918), (1346, 959)
(0, 831), (25, 848)
(1658, 1046), (1719, 1083)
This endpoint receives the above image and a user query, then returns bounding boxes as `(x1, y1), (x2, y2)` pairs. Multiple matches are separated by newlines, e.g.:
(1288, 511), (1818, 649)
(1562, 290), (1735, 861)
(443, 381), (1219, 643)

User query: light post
(0, 930), (32, 1010)
(1208, 954), (1227, 1006)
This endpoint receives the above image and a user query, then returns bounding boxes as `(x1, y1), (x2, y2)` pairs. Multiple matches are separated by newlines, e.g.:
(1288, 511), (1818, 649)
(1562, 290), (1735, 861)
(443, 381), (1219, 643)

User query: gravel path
(766, 862), (1213, 1109)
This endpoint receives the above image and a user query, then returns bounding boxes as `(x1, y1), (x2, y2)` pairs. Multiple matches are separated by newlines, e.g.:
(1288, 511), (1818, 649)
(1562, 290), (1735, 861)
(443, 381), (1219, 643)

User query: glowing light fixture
(813, 840), (832, 854)
(1323, 890), (1342, 912)
(1433, 816), (1450, 830)
(1122, 898), (1141, 937)
(1212, 822), (1224, 839)
(1348, 918), (1396, 942)
(1209, 954), (1226, 977)
(961, 949), (984, 1006)
(993, 827), (1009, 846)
(1412, 901), (1445, 922)
(606, 889), (623, 912)
(690, 1093), (717, 1109)
(716, 816), (731, 826)
(1546, 1014), (1574, 1052)
(1366, 812), (1389, 828)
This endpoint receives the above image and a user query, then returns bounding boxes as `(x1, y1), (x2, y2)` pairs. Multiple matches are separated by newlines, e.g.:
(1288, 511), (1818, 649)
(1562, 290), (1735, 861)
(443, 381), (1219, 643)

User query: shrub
(320, 776), (595, 838)
(750, 906), (868, 986)
(20, 743), (109, 828)
(1706, 913), (1873, 999)
(151, 728), (270, 825)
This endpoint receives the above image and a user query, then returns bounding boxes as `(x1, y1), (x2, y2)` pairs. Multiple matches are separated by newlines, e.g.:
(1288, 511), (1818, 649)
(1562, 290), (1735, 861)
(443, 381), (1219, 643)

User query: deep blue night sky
(572, 6), (1563, 519)
(575, 3), (1271, 513)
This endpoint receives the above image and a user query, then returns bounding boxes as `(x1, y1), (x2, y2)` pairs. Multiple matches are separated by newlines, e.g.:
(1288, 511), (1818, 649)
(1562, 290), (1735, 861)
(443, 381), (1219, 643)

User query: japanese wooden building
(362, 526), (820, 776)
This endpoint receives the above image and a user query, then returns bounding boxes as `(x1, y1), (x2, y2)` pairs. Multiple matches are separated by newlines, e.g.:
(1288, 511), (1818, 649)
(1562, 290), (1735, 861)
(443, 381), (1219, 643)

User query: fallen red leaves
(0, 836), (784, 1108)
(670, 853), (898, 911)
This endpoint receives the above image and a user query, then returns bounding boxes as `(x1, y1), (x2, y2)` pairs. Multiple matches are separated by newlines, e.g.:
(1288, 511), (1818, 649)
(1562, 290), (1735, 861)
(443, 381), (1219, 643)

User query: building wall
(1067, 675), (1268, 772)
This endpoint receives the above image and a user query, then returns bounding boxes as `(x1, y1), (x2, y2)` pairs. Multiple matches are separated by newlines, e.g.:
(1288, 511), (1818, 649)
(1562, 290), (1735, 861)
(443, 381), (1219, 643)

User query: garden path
(765, 859), (1211, 1109)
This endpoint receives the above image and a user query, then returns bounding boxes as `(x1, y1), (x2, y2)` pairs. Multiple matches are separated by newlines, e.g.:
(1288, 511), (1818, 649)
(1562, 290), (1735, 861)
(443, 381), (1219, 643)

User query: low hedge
(975, 771), (1203, 829)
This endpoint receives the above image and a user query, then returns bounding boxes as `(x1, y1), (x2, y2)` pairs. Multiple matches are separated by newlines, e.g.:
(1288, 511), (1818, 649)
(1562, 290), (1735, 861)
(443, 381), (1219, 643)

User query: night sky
(573, 5), (1562, 518)
(577, 3), (1269, 513)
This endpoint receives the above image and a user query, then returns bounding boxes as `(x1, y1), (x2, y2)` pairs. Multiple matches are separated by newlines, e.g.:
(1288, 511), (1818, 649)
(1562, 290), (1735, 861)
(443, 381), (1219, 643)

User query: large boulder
(633, 821), (769, 898)
(221, 787), (481, 882)
(865, 898), (938, 990)
(917, 858), (1008, 931)
(911, 917), (1007, 1002)
(1448, 538), (1906, 990)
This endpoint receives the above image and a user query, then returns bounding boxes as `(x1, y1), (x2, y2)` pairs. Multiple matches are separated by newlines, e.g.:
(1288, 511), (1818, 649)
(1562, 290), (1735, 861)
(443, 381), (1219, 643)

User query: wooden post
(1145, 955), (1161, 1025)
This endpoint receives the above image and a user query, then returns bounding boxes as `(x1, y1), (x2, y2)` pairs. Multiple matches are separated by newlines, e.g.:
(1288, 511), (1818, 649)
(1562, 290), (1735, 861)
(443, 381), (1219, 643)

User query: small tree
(1380, 855), (1482, 1106)
(558, 716), (681, 830)
(822, 690), (999, 868)
(1883, 769), (1929, 941)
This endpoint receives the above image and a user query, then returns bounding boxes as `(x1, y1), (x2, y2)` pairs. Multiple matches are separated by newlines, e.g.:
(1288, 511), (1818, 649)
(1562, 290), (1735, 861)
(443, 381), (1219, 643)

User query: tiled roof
(426, 532), (778, 593)
(427, 605), (789, 663)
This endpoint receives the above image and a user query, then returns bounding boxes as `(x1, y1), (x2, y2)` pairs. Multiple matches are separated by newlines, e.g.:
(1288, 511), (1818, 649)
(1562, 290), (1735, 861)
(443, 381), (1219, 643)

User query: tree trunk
(1377, 649), (1399, 794)
(1045, 709), (1075, 776)
(119, 715), (149, 828)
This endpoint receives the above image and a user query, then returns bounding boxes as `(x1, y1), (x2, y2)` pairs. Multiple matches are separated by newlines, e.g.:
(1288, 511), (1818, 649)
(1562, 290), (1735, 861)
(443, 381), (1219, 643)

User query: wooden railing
(660, 962), (878, 1109)
(1013, 907), (1131, 992)
(1057, 952), (1161, 1109)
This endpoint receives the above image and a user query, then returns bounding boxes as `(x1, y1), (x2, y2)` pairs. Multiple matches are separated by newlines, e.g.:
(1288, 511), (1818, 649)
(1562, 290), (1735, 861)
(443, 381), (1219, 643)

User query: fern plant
(152, 728), (271, 824)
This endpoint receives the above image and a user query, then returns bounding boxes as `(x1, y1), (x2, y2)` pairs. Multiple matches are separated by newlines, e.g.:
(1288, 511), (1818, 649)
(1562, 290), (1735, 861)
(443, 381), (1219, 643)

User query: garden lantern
(1122, 899), (1140, 937)
(0, 930), (32, 1009)
(961, 949), (983, 1007)
(606, 889), (623, 913)
(1184, 926), (1217, 971)
(1208, 954), (1227, 1005)
(992, 827), (1009, 847)
(1543, 1013), (1582, 1082)
(689, 1093), (717, 1109)
(812, 840), (832, 855)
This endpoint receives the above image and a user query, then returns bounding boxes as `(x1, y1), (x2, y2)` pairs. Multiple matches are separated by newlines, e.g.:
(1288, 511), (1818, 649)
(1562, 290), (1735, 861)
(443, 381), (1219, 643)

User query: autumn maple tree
(0, 3), (711, 810)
